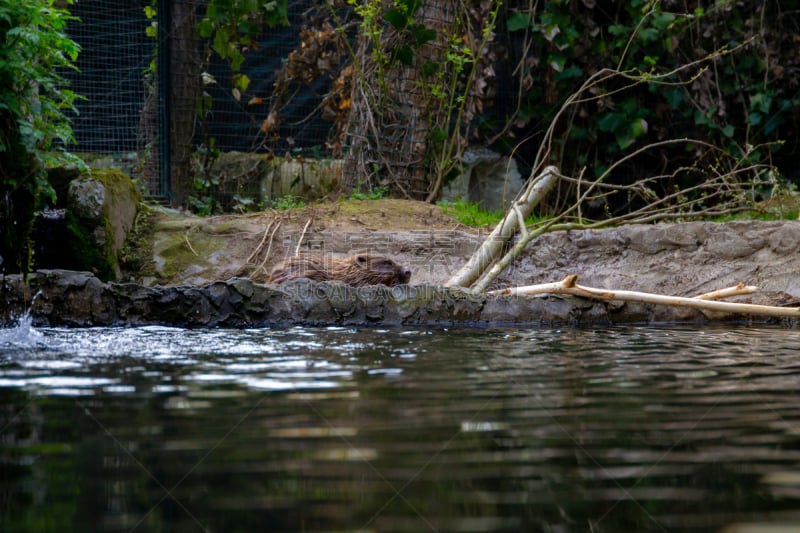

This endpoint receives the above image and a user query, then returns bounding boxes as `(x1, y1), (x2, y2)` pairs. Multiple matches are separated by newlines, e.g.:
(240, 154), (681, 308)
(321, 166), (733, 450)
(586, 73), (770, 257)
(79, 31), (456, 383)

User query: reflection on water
(2, 320), (800, 532)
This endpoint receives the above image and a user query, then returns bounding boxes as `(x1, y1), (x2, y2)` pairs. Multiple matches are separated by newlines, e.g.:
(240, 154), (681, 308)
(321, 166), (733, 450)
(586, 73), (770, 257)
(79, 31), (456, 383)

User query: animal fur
(268, 253), (411, 287)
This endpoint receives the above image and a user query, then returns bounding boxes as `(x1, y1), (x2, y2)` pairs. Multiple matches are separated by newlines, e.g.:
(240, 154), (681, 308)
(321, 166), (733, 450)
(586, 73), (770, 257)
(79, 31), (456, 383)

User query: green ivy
(505, 1), (796, 188)
(197, 0), (289, 97)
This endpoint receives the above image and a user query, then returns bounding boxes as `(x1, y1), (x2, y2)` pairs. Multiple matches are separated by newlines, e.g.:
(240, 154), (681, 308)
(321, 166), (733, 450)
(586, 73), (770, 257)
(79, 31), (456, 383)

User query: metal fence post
(157, 0), (172, 201)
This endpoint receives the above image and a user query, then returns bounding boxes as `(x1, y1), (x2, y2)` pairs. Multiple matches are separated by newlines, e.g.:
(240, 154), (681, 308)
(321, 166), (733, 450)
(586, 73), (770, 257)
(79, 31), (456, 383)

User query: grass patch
(710, 187), (800, 222)
(348, 184), (389, 201)
(438, 199), (550, 228)
(438, 199), (504, 227)
(269, 195), (306, 210)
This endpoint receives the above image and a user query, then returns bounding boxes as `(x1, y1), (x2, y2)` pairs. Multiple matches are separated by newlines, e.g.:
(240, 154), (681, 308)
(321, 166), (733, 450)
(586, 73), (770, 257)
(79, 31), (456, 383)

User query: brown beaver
(268, 253), (411, 287)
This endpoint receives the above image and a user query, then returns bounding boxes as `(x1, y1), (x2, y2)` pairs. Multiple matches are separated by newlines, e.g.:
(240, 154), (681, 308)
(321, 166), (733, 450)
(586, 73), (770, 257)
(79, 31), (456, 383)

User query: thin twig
(295, 218), (313, 256)
(244, 219), (276, 266)
(252, 220), (283, 279)
(184, 231), (198, 257)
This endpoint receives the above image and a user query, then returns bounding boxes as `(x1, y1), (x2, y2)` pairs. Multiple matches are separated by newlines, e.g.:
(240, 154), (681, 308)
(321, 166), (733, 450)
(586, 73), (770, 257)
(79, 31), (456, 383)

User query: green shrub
(0, 0), (83, 275)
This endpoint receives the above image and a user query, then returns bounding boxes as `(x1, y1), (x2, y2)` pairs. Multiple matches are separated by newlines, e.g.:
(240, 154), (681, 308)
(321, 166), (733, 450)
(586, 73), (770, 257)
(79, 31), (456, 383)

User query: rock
(189, 152), (341, 210)
(68, 177), (106, 221)
(62, 169), (141, 280)
(442, 148), (526, 212)
(3, 256), (798, 328)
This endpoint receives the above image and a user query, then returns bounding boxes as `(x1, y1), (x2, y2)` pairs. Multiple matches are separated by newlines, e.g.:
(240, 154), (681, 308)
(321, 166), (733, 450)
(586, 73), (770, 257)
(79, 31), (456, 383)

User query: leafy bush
(270, 195), (306, 210)
(0, 0), (82, 275)
(503, 1), (799, 190)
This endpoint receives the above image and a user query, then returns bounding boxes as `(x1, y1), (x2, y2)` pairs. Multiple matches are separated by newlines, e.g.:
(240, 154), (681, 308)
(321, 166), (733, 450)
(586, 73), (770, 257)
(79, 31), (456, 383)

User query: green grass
(348, 184), (388, 201)
(438, 199), (550, 228)
(709, 188), (800, 222)
(438, 199), (505, 227)
(269, 195), (306, 210)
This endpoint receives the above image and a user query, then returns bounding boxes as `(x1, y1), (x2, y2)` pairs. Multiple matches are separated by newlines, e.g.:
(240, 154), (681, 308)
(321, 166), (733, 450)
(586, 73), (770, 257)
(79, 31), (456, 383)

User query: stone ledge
(2, 270), (791, 328)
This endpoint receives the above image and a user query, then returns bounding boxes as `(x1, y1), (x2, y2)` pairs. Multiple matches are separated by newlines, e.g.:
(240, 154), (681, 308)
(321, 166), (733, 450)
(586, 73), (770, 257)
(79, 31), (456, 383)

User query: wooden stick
(446, 165), (559, 288)
(252, 219), (282, 278)
(295, 218), (313, 256)
(694, 283), (758, 300)
(488, 276), (800, 318)
(184, 230), (198, 257)
(244, 219), (276, 266)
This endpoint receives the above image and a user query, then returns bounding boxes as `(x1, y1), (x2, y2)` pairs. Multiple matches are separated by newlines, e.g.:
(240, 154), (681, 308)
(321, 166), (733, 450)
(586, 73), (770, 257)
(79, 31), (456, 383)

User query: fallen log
(446, 165), (560, 288)
(487, 275), (800, 319)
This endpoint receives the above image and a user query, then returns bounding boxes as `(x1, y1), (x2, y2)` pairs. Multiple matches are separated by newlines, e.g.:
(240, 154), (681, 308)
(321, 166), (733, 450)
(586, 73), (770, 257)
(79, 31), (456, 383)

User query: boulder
(442, 148), (526, 212)
(63, 169), (141, 280)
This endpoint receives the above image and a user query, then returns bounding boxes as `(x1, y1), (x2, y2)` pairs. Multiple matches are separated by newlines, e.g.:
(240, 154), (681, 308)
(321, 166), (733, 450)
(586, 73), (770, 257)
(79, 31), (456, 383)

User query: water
(2, 318), (800, 532)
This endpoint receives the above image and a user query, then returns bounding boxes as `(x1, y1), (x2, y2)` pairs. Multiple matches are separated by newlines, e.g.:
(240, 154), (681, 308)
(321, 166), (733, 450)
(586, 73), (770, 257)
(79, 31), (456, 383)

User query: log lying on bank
(488, 276), (800, 319)
(446, 165), (560, 289)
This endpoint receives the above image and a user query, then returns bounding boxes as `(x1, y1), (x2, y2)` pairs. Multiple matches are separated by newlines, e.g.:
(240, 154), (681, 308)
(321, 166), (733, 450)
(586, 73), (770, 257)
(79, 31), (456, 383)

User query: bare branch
(488, 276), (800, 318)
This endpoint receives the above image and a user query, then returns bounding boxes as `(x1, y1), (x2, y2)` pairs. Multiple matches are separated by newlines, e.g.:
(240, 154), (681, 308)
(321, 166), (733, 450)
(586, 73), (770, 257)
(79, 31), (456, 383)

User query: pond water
(1, 318), (800, 532)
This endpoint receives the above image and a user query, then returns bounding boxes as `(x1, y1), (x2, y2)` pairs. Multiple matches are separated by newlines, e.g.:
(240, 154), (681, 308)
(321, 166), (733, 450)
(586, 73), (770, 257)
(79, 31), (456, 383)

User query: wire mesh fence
(65, 0), (342, 202)
(65, 1), (153, 154)
(59, 0), (800, 209)
(61, 0), (530, 208)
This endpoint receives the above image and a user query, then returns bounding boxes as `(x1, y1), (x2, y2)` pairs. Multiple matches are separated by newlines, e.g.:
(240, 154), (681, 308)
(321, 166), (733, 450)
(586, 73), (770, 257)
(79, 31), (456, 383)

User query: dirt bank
(128, 199), (800, 310)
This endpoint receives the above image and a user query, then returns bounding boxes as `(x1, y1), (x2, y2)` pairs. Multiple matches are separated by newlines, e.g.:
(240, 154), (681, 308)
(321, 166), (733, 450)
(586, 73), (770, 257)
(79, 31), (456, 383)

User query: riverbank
(126, 200), (800, 302)
(1, 268), (794, 328)
(3, 200), (800, 327)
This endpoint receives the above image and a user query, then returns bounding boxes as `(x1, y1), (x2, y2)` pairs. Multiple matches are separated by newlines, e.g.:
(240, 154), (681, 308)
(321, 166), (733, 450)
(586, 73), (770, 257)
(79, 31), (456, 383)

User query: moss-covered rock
(60, 168), (141, 281)
(63, 209), (116, 280)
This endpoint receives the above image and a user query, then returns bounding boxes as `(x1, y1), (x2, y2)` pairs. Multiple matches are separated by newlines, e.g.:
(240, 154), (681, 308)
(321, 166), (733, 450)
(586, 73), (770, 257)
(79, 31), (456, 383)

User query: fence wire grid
(65, 0), (344, 200)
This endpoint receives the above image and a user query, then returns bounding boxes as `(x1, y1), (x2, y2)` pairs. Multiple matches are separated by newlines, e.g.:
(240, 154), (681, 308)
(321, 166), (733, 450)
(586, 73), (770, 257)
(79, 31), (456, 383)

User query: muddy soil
(132, 199), (800, 307)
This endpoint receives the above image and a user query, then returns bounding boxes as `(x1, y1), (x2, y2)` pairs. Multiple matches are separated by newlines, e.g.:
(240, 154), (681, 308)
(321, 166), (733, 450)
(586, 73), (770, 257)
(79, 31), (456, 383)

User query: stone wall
(1, 270), (785, 329)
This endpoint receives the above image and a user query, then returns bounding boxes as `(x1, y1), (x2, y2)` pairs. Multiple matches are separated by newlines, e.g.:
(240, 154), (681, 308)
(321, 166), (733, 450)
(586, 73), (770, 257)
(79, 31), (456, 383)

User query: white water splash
(0, 309), (45, 351)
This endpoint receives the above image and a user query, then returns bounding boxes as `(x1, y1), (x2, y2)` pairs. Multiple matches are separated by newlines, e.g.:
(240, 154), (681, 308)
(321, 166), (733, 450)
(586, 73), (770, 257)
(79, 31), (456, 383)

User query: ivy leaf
(652, 12), (676, 29)
(197, 18), (214, 38)
(763, 113), (784, 136)
(400, 0), (422, 15)
(630, 117), (648, 139)
(395, 44), (413, 66)
(722, 124), (735, 137)
(230, 50), (245, 71)
(665, 88), (683, 108)
(421, 61), (439, 78)
(615, 131), (635, 150)
(597, 113), (622, 132)
(206, 2), (225, 22)
(608, 24), (627, 36)
(507, 12), (531, 32)
(212, 28), (231, 59)
(750, 92), (772, 114)
(555, 65), (582, 80)
(547, 53), (566, 73)
(638, 28), (659, 42)
(430, 126), (448, 143)
(146, 22), (158, 38)
(410, 24), (436, 47)
(385, 9), (407, 30)
(233, 73), (250, 92)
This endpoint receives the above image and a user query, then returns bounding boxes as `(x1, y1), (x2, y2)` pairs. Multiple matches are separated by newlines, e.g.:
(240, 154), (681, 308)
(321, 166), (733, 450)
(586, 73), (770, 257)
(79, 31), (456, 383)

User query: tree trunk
(168, 0), (202, 207)
(343, 0), (457, 199)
